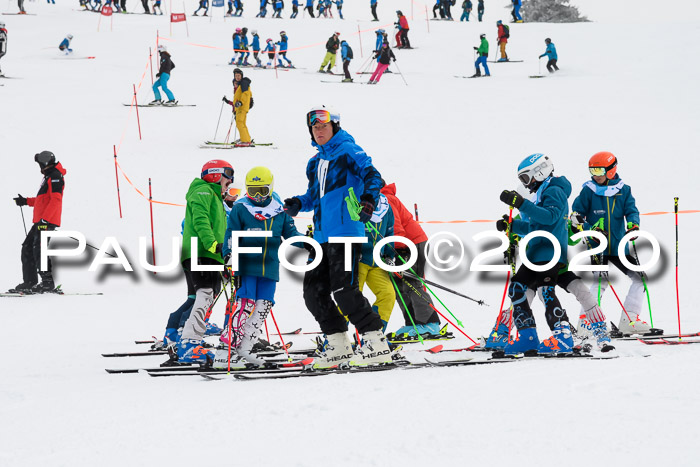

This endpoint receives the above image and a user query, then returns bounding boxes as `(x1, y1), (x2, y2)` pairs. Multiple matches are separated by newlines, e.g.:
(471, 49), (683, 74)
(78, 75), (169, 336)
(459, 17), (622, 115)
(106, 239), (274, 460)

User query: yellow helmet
(245, 166), (274, 201)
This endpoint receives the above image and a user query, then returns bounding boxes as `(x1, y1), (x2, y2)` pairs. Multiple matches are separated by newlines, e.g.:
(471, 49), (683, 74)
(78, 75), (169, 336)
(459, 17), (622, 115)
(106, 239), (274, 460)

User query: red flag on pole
(101, 5), (113, 16)
(171, 12), (186, 22)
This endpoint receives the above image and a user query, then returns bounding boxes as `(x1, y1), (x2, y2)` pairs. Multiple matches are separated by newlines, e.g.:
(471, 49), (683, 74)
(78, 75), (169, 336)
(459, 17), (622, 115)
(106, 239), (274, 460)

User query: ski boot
(11, 281), (36, 293)
(211, 347), (248, 369)
(367, 80), (376, 84)
(484, 323), (510, 350)
(497, 58), (508, 62)
(177, 338), (215, 363)
(471, 69), (481, 78)
(148, 99), (163, 106)
(538, 321), (574, 355)
(204, 322), (222, 336)
(342, 78), (353, 83)
(617, 313), (659, 336)
(349, 330), (393, 367)
(591, 321), (615, 352)
(312, 332), (354, 369)
(163, 100), (178, 106)
(503, 327), (539, 355)
(31, 273), (55, 293)
(152, 328), (179, 351)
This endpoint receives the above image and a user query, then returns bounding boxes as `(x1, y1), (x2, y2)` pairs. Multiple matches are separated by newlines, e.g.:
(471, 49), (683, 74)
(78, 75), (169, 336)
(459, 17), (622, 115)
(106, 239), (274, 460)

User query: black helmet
(35, 151), (56, 169)
(545, 37), (552, 44)
(480, 33), (486, 39)
(233, 67), (243, 76)
(396, 10), (402, 15)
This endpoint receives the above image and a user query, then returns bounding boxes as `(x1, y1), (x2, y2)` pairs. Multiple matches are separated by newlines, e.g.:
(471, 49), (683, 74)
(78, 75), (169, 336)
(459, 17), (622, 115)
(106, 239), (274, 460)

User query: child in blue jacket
(539, 38), (558, 72)
(493, 154), (574, 355)
(218, 167), (304, 367)
(571, 151), (656, 336)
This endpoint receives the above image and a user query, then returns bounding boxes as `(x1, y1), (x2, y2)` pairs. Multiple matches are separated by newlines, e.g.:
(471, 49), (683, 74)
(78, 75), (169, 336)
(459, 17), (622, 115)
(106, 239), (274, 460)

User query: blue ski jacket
(541, 42), (557, 60)
(341, 41), (351, 61)
(512, 176), (571, 265)
(223, 192), (303, 281)
(233, 34), (241, 51)
(571, 174), (640, 256)
(295, 129), (383, 244)
(252, 35), (260, 51)
(277, 35), (288, 52)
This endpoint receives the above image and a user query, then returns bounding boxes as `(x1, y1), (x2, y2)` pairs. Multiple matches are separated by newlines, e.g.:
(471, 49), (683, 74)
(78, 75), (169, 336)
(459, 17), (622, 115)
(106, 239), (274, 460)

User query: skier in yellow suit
(223, 67), (253, 146)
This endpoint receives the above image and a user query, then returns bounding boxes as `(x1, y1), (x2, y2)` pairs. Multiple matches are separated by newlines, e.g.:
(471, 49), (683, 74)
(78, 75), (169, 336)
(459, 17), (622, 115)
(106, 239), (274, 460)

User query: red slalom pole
(414, 203), (419, 221)
(113, 145), (123, 218)
(133, 84), (142, 140)
(268, 307), (292, 362)
(357, 24), (363, 58)
(148, 177), (156, 274)
(149, 47), (154, 85)
(674, 197), (682, 339)
(607, 281), (634, 324)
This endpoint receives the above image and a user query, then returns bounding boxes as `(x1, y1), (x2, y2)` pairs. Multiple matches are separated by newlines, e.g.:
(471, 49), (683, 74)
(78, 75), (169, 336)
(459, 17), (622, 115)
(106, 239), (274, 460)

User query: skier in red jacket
(395, 10), (411, 49)
(380, 181), (441, 339)
(12, 151), (67, 293)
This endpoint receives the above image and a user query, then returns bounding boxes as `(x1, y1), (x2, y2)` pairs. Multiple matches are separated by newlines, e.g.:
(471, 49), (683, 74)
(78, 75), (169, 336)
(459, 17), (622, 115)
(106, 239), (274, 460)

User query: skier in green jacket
(473, 33), (490, 77)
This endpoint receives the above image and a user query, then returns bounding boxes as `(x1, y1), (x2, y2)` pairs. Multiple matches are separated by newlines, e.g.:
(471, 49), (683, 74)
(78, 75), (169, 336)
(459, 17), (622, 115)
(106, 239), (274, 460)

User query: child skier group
(231, 28), (294, 69)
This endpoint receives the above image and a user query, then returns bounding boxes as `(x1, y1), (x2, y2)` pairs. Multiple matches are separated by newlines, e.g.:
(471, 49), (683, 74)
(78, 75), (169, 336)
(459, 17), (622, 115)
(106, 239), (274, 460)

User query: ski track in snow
(1, 1), (700, 466)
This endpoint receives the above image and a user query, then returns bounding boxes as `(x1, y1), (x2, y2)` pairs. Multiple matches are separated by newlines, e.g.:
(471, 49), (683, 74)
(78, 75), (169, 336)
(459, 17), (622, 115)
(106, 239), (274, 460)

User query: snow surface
(2, 1), (700, 466)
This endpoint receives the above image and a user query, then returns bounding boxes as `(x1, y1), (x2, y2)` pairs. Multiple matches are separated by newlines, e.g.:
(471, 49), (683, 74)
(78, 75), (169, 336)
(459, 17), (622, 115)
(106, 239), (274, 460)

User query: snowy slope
(1, 1), (700, 466)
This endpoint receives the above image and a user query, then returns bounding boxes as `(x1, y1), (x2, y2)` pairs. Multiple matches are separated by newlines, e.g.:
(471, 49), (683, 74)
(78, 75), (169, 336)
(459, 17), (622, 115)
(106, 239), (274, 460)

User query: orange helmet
(588, 151), (617, 179)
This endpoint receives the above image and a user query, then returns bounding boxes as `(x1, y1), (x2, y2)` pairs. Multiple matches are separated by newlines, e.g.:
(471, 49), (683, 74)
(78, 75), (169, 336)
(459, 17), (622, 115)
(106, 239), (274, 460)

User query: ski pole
(631, 240), (655, 328)
(392, 272), (478, 345)
(402, 271), (487, 305)
(345, 187), (464, 327)
(538, 56), (542, 76)
(391, 59), (409, 86)
(267, 306), (292, 362)
(213, 100), (225, 141)
(674, 196), (682, 339)
(389, 274), (423, 344)
(495, 207), (514, 337)
(18, 206), (27, 236)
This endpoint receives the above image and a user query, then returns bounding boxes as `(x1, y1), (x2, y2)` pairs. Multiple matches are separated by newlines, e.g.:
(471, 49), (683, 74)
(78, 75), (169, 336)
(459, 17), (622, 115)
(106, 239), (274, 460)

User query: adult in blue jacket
(570, 151), (653, 336)
(276, 31), (293, 67)
(496, 153), (574, 355)
(283, 106), (392, 368)
(305, 0), (314, 17)
(511, 0), (522, 22)
(539, 38), (559, 73)
(340, 39), (352, 81)
(370, 0), (378, 21)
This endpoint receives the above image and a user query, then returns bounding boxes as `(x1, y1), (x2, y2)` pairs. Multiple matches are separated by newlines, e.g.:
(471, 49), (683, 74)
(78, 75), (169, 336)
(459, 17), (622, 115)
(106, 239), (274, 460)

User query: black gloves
(500, 190), (524, 209)
(569, 212), (585, 230)
(473, 46), (478, 50)
(14, 194), (27, 207)
(283, 197), (302, 217)
(358, 194), (375, 223)
(222, 95), (228, 102)
(215, 242), (223, 256)
(496, 214), (510, 232)
(156, 72), (161, 78)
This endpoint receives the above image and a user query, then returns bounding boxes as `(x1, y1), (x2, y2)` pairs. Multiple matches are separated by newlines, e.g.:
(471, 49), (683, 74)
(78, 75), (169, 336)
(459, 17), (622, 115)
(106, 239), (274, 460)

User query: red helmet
(588, 151), (617, 179)
(201, 160), (234, 183)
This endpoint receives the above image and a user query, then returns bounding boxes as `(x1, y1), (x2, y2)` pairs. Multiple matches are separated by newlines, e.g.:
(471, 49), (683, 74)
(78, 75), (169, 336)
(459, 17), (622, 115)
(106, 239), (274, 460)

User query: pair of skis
(199, 141), (275, 149)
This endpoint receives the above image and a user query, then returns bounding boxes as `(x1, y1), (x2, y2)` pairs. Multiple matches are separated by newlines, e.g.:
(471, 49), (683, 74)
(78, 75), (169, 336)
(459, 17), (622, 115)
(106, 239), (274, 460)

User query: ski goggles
(246, 185), (271, 200)
(226, 187), (241, 197)
(307, 109), (332, 127)
(204, 166), (235, 180)
(518, 172), (534, 186)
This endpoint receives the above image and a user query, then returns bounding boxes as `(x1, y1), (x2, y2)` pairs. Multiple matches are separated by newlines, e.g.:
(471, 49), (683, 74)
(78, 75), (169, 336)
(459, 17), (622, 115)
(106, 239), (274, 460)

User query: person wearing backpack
(460, 0), (472, 21)
(340, 40), (353, 82)
(497, 20), (509, 62)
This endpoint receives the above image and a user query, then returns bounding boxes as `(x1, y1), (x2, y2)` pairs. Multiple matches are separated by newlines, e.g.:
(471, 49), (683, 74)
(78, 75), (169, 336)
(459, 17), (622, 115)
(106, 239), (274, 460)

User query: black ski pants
(141, 0), (149, 12)
(21, 222), (55, 285)
(343, 59), (351, 79)
(306, 5), (314, 17)
(400, 30), (410, 48)
(371, 4), (377, 20)
(546, 59), (559, 72)
(395, 241), (439, 326)
(509, 261), (569, 331)
(303, 242), (383, 335)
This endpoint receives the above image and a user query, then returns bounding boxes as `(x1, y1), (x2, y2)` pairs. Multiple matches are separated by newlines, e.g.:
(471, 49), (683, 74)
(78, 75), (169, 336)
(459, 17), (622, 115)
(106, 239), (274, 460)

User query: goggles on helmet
(589, 159), (616, 177)
(307, 109), (332, 127)
(518, 172), (534, 186)
(205, 166), (234, 180)
(247, 185), (271, 200)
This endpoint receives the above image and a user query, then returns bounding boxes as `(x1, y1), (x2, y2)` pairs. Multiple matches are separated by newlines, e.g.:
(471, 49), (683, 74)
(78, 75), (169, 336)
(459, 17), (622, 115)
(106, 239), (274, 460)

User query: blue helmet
(517, 153), (554, 191)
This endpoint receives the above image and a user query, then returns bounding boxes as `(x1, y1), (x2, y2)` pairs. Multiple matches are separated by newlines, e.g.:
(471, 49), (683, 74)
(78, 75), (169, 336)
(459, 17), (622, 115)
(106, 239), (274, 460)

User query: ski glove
(208, 241), (223, 256)
(499, 190), (524, 209)
(358, 194), (375, 224)
(626, 222), (640, 241)
(156, 72), (161, 78)
(283, 197), (302, 217)
(14, 194), (27, 207)
(37, 219), (52, 231)
(569, 212), (585, 229)
(496, 214), (510, 232)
